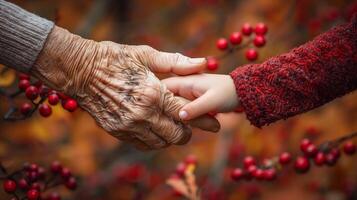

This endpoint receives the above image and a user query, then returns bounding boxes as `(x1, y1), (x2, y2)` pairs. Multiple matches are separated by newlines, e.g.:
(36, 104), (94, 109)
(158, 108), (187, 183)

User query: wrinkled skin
(31, 26), (220, 150)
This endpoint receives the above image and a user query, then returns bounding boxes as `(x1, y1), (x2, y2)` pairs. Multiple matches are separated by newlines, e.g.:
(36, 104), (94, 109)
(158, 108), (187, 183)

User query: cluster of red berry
(293, 139), (355, 173)
(230, 156), (277, 182)
(1, 161), (77, 200)
(231, 139), (356, 182)
(17, 73), (78, 118)
(206, 22), (268, 71)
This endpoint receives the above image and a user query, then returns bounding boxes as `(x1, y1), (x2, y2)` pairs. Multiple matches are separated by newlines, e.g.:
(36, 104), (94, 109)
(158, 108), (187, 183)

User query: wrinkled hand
(31, 26), (220, 150)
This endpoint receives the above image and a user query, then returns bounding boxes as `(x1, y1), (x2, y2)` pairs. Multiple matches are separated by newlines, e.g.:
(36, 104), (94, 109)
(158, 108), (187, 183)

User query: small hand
(162, 74), (240, 121)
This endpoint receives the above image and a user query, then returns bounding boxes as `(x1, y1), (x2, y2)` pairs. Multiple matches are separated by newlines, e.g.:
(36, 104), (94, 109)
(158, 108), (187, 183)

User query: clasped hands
(30, 26), (220, 150)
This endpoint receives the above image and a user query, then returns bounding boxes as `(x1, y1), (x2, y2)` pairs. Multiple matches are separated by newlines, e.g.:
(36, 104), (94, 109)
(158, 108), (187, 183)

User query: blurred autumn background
(1, 0), (357, 199)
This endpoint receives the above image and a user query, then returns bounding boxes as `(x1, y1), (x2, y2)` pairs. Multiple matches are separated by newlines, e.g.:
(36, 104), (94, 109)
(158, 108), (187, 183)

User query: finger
(150, 114), (192, 145)
(147, 51), (206, 75)
(163, 93), (221, 132)
(174, 97), (220, 132)
(162, 77), (197, 100)
(133, 125), (168, 150)
(161, 77), (183, 95)
(179, 91), (219, 121)
(188, 115), (221, 133)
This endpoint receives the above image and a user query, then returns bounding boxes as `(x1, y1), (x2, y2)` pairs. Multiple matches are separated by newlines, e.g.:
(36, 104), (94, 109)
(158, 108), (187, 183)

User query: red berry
(39, 104), (52, 117)
(330, 148), (341, 159)
(325, 152), (339, 166)
(27, 189), (40, 200)
(185, 155), (197, 165)
(58, 93), (69, 100)
(216, 38), (228, 50)
(343, 141), (356, 155)
(31, 182), (41, 190)
(48, 192), (61, 200)
(253, 168), (264, 180)
(294, 156), (310, 173)
(247, 165), (257, 177)
(231, 168), (244, 181)
(63, 99), (78, 112)
(28, 171), (38, 181)
(229, 32), (242, 45)
(18, 178), (28, 190)
(20, 103), (32, 115)
(19, 73), (30, 80)
(175, 162), (186, 177)
(263, 168), (277, 181)
(3, 179), (16, 193)
(206, 57), (219, 71)
(18, 79), (31, 90)
(279, 152), (292, 165)
(65, 177), (77, 190)
(25, 86), (39, 100)
(38, 86), (50, 98)
(313, 152), (326, 166)
(243, 156), (256, 169)
(300, 138), (312, 152)
(51, 161), (62, 173)
(48, 93), (60, 105)
(253, 35), (266, 47)
(304, 144), (318, 157)
(60, 167), (72, 179)
(254, 23), (268, 35)
(241, 23), (253, 35)
(245, 49), (258, 61)
(29, 163), (39, 172)
(38, 167), (46, 179)
(33, 81), (43, 88)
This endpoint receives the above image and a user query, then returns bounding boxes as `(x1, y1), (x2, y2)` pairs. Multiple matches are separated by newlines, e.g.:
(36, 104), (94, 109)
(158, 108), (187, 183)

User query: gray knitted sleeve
(0, 0), (54, 73)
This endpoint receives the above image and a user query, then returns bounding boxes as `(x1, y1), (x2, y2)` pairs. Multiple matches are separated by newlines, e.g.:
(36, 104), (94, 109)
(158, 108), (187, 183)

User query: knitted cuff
(0, 0), (54, 73)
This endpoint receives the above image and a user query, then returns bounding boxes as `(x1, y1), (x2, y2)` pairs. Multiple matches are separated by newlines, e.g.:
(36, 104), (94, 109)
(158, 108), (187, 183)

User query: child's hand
(162, 74), (240, 121)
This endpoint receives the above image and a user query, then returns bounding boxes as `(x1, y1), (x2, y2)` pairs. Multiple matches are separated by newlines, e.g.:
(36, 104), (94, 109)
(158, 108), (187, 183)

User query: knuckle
(138, 45), (155, 54)
(173, 53), (183, 64)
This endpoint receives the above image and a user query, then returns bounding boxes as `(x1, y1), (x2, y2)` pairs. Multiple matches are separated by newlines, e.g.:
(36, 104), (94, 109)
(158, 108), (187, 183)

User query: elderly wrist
(31, 26), (100, 97)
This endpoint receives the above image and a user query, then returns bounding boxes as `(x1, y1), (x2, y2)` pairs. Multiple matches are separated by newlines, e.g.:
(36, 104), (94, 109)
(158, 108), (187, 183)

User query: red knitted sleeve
(230, 17), (357, 127)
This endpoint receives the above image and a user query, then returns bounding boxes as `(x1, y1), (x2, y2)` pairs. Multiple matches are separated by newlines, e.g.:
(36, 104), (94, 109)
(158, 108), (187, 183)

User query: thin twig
(215, 38), (253, 60)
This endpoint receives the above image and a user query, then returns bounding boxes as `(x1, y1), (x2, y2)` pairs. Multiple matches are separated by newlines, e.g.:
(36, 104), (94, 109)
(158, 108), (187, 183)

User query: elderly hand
(31, 26), (220, 150)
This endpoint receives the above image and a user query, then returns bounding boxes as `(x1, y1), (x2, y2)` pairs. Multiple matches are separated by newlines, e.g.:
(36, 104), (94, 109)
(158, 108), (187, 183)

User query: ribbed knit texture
(0, 0), (54, 73)
(230, 17), (357, 127)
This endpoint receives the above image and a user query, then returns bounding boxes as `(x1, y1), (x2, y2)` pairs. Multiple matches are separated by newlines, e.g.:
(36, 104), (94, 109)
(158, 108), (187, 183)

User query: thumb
(146, 50), (206, 75)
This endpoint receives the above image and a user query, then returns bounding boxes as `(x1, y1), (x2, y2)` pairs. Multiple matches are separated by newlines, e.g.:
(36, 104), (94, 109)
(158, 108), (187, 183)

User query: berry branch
(0, 70), (78, 121)
(0, 161), (77, 200)
(205, 22), (268, 71)
(230, 131), (356, 182)
(166, 131), (356, 200)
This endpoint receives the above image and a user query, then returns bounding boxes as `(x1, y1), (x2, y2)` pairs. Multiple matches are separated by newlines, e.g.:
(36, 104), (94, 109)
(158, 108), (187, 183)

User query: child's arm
(162, 74), (239, 120)
(164, 16), (357, 127)
(230, 16), (356, 127)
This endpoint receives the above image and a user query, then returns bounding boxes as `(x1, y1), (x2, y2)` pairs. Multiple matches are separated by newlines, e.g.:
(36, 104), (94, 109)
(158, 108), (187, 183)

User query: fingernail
(189, 58), (206, 64)
(179, 110), (188, 120)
